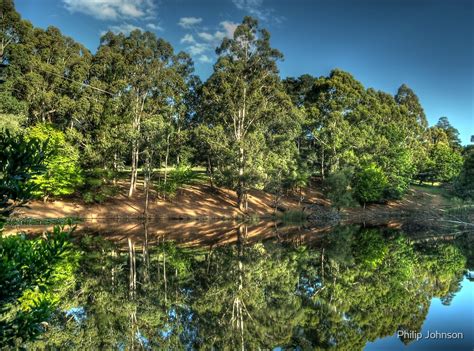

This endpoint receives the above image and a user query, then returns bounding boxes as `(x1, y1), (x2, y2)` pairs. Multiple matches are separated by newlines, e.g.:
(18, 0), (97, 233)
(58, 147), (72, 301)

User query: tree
(201, 16), (298, 210)
(324, 168), (355, 211)
(395, 83), (428, 129)
(418, 125), (464, 184)
(26, 123), (83, 200)
(304, 70), (365, 178)
(454, 146), (474, 199)
(353, 163), (388, 206)
(436, 116), (462, 150)
(0, 0), (31, 63)
(92, 30), (192, 197)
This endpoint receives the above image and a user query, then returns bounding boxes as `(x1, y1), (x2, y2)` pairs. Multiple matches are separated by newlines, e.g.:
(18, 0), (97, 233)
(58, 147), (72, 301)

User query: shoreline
(8, 183), (452, 224)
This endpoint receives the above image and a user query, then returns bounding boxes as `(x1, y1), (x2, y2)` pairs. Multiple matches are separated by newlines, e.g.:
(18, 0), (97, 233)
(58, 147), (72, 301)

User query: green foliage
(81, 168), (118, 204)
(454, 146), (474, 199)
(0, 113), (26, 133)
(353, 163), (388, 205)
(0, 129), (47, 228)
(200, 17), (299, 209)
(26, 124), (84, 200)
(0, 227), (79, 346)
(156, 164), (199, 199)
(416, 121), (464, 184)
(324, 168), (356, 211)
(0, 0), (468, 208)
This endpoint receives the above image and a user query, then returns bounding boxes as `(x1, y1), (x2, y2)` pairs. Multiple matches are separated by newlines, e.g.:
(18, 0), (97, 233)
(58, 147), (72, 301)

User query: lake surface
(14, 221), (474, 350)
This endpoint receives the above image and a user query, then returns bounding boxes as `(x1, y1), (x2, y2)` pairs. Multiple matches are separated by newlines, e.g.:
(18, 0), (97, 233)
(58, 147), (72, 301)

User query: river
(7, 220), (474, 350)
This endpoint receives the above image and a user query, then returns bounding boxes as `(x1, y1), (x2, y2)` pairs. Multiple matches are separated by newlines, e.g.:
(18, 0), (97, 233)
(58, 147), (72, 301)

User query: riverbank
(10, 183), (455, 223)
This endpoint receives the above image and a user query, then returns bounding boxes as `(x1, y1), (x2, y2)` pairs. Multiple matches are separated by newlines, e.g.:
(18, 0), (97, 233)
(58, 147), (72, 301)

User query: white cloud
(146, 23), (163, 31)
(180, 34), (195, 44)
(220, 20), (238, 38)
(178, 17), (203, 28)
(180, 20), (239, 63)
(198, 55), (213, 64)
(188, 43), (210, 55)
(102, 23), (144, 35)
(232, 0), (265, 20)
(232, 0), (284, 23)
(63, 0), (156, 21)
(198, 31), (225, 42)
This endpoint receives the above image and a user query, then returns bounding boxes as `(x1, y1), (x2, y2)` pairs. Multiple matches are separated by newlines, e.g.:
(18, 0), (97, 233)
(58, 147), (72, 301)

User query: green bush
(353, 163), (388, 206)
(324, 168), (356, 211)
(82, 168), (118, 204)
(156, 164), (198, 199)
(26, 124), (84, 200)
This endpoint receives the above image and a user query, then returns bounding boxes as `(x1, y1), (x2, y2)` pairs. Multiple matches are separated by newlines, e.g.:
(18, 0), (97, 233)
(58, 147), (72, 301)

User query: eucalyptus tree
(395, 83), (428, 130)
(201, 16), (298, 210)
(0, 0), (31, 115)
(0, 0), (31, 63)
(92, 30), (193, 197)
(8, 26), (92, 126)
(416, 118), (464, 184)
(454, 145), (474, 199)
(303, 70), (366, 178)
(435, 116), (462, 151)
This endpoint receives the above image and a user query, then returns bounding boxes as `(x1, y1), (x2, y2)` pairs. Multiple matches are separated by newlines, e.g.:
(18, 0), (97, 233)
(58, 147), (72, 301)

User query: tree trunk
(207, 155), (214, 189)
(321, 148), (325, 180)
(113, 152), (118, 185)
(128, 143), (137, 197)
(163, 133), (171, 199)
(237, 147), (246, 211)
(144, 165), (150, 217)
(128, 94), (145, 197)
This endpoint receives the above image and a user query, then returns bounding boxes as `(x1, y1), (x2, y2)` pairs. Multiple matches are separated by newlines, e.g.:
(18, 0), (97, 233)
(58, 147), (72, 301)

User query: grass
(411, 184), (459, 207)
(5, 217), (83, 226)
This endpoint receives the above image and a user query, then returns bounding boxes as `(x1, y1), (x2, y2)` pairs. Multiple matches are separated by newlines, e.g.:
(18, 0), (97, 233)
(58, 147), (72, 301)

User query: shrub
(82, 168), (118, 204)
(353, 163), (388, 206)
(324, 168), (356, 211)
(156, 164), (198, 199)
(26, 124), (84, 200)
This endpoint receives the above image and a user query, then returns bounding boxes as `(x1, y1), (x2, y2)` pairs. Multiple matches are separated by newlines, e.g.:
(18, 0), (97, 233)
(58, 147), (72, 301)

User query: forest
(0, 0), (472, 219)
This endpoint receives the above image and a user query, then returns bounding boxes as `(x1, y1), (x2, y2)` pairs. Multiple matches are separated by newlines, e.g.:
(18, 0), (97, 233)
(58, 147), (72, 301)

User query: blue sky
(16, 0), (473, 144)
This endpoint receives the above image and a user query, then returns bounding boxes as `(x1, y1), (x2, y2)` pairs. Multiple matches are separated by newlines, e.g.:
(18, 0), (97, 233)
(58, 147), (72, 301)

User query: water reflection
(24, 223), (473, 350)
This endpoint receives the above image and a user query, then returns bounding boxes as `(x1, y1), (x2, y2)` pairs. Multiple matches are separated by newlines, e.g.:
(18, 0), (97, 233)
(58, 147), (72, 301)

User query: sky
(16, 0), (473, 144)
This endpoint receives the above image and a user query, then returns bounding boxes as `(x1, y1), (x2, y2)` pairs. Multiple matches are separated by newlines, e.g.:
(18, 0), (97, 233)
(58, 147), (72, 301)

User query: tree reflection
(25, 224), (469, 350)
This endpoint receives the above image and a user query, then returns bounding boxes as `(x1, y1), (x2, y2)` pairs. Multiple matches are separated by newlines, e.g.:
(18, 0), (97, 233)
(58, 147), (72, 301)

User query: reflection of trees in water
(26, 225), (468, 350)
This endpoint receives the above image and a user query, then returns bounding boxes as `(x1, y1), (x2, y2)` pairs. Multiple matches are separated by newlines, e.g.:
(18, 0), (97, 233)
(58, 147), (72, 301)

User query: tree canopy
(0, 2), (468, 209)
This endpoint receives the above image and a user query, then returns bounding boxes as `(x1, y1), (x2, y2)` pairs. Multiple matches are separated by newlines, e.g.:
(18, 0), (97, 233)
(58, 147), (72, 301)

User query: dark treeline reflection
(26, 224), (470, 350)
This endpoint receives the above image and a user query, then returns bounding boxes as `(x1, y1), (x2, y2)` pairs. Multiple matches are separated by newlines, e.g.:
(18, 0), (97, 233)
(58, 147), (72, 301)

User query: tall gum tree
(92, 30), (188, 197)
(201, 17), (295, 210)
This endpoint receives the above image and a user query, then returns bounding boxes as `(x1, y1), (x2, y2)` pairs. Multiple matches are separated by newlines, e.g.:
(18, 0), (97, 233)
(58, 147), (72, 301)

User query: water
(11, 221), (474, 350)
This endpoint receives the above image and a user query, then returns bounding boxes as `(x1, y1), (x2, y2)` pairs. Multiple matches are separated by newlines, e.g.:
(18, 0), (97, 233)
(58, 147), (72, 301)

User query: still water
(14, 221), (474, 350)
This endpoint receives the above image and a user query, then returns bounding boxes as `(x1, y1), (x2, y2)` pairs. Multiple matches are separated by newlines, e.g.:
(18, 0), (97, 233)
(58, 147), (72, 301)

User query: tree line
(1, 0), (471, 210)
